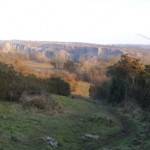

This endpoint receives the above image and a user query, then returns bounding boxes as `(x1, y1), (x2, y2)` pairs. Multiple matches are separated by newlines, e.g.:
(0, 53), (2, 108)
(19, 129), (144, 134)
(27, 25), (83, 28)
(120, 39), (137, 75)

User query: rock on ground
(43, 136), (58, 148)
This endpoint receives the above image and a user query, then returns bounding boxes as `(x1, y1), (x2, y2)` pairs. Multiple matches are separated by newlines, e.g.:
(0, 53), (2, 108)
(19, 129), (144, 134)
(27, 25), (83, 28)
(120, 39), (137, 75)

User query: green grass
(0, 95), (143, 150)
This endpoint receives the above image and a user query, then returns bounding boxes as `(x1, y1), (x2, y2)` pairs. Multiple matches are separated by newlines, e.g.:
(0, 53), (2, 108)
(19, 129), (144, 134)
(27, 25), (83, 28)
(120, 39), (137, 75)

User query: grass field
(0, 95), (147, 150)
(21, 61), (53, 71)
(12, 60), (54, 78)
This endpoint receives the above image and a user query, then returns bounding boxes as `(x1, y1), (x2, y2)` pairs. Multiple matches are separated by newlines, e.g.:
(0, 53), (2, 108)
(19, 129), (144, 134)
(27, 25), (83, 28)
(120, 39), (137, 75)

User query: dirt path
(80, 98), (134, 149)
(100, 106), (133, 148)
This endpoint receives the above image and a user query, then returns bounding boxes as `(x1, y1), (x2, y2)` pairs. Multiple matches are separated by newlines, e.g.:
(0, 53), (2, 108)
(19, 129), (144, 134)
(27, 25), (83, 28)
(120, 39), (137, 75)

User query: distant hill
(0, 40), (150, 62)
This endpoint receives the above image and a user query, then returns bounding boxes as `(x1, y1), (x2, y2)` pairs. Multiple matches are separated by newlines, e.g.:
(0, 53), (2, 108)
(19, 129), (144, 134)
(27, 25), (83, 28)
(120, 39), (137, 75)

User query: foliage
(107, 54), (150, 110)
(90, 54), (150, 110)
(75, 57), (118, 83)
(51, 70), (78, 92)
(72, 81), (90, 97)
(0, 62), (71, 102)
(89, 81), (110, 100)
(64, 59), (76, 72)
(107, 54), (145, 78)
(44, 77), (71, 96)
(19, 90), (61, 112)
(0, 62), (25, 101)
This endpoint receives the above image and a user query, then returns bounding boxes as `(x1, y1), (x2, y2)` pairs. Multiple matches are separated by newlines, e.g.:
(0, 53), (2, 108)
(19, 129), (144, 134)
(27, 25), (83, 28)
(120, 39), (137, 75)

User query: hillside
(0, 40), (150, 62)
(0, 95), (144, 150)
(0, 43), (149, 150)
(0, 40), (149, 98)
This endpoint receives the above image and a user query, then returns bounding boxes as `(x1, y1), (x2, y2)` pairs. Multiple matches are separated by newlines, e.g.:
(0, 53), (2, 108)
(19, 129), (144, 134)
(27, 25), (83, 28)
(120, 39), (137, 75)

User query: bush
(0, 62), (71, 103)
(51, 70), (78, 92)
(0, 63), (25, 101)
(64, 60), (76, 72)
(44, 77), (71, 96)
(89, 81), (110, 100)
(107, 54), (150, 110)
(90, 55), (150, 110)
(19, 90), (61, 111)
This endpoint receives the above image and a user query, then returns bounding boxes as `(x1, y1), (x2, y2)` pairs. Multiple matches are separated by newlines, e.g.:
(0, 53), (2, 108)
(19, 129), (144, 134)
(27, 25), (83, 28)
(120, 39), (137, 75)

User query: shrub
(44, 77), (71, 96)
(107, 54), (150, 110)
(0, 62), (71, 103)
(64, 60), (76, 72)
(0, 63), (25, 101)
(90, 55), (150, 110)
(51, 70), (78, 92)
(19, 90), (61, 111)
(89, 81), (110, 100)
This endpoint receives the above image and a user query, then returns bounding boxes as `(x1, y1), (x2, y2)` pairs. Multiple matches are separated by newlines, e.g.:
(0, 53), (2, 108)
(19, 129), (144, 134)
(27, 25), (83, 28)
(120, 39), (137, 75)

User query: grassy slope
(0, 95), (141, 150)
(21, 60), (53, 71)
(15, 60), (53, 78)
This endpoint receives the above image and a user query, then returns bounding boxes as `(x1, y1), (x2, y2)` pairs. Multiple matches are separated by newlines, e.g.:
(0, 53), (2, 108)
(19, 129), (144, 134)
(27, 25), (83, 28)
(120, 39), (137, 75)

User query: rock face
(43, 136), (58, 148)
(97, 47), (124, 57)
(2, 42), (35, 53)
(3, 42), (13, 52)
(0, 40), (149, 61)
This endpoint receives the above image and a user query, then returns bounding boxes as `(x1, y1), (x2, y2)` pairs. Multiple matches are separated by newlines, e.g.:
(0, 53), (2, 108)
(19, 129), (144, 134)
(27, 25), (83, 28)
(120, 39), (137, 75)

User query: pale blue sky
(0, 0), (150, 44)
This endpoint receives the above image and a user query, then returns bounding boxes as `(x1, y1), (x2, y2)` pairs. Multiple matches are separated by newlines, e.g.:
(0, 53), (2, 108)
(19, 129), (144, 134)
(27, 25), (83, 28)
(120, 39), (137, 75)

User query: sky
(0, 0), (150, 44)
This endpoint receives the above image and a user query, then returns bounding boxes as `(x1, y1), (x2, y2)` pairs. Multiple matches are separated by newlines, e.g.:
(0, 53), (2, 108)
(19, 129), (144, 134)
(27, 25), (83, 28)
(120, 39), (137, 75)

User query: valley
(0, 40), (149, 150)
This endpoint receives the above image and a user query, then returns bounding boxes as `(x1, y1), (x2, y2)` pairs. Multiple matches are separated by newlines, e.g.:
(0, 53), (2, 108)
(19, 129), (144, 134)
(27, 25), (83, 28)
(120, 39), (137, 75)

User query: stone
(84, 133), (100, 140)
(43, 136), (58, 148)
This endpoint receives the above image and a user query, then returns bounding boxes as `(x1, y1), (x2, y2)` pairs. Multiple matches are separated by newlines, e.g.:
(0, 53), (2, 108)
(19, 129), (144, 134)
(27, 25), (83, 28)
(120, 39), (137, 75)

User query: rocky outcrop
(3, 42), (13, 52)
(97, 47), (124, 57)
(0, 40), (149, 61)
(2, 42), (35, 53)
